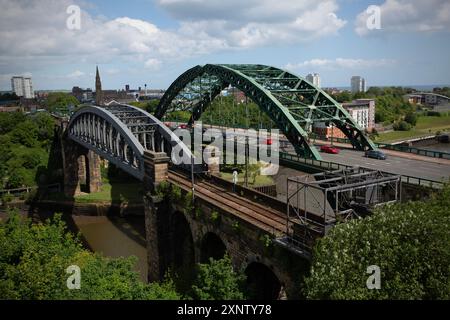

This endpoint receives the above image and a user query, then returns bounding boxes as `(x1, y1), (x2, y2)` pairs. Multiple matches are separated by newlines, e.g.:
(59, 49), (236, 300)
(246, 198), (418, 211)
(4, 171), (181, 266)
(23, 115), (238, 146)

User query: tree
(10, 120), (39, 147)
(45, 92), (79, 114)
(146, 99), (160, 114)
(305, 184), (450, 300)
(33, 112), (55, 142)
(191, 255), (246, 300)
(0, 210), (181, 300)
(0, 112), (26, 134)
(404, 112), (417, 126)
(393, 120), (411, 131)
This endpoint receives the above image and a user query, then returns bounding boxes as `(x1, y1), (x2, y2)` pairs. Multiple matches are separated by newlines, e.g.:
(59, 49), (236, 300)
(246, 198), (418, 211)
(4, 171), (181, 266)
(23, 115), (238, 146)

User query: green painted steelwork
(156, 64), (377, 160)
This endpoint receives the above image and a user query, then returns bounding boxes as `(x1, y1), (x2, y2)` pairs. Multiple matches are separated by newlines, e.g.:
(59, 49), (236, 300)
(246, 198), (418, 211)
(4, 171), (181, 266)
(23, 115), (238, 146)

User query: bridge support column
(143, 150), (170, 192)
(143, 150), (171, 282)
(62, 136), (102, 197)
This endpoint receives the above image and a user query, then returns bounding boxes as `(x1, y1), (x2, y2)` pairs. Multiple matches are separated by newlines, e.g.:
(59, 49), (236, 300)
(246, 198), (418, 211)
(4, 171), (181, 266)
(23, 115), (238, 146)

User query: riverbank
(0, 201), (148, 281)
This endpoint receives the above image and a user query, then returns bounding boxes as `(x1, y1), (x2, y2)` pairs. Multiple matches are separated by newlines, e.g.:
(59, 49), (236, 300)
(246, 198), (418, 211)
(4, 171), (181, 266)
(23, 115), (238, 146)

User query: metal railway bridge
(68, 64), (377, 176)
(156, 64), (376, 160)
(62, 65), (408, 297)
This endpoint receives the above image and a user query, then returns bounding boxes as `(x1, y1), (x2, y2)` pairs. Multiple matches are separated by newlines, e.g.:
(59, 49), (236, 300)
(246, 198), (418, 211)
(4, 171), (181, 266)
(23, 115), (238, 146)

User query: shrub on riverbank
(305, 184), (450, 300)
(0, 210), (180, 300)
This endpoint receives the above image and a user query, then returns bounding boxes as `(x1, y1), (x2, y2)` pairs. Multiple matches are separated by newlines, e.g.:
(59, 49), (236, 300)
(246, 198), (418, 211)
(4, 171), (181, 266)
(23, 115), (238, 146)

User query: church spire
(95, 66), (103, 105)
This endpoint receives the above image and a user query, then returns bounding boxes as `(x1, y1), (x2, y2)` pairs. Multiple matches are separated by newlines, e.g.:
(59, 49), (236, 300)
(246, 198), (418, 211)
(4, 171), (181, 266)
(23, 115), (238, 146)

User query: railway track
(168, 170), (291, 235)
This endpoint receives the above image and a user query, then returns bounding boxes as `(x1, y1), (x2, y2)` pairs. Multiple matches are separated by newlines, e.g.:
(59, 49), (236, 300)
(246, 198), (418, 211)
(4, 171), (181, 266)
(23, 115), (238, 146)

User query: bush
(1, 193), (14, 205)
(393, 120), (411, 131)
(404, 112), (417, 126)
(0, 210), (181, 300)
(426, 111), (441, 117)
(305, 184), (450, 300)
(191, 255), (245, 300)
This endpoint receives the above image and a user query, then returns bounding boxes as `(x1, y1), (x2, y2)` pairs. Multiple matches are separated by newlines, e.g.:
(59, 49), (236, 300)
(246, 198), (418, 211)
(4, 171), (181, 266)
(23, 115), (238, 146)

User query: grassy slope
(220, 172), (274, 187)
(376, 114), (450, 142)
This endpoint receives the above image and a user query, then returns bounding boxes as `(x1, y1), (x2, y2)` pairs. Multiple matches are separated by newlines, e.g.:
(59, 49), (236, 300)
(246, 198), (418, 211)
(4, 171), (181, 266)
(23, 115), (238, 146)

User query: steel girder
(68, 103), (194, 180)
(156, 64), (377, 160)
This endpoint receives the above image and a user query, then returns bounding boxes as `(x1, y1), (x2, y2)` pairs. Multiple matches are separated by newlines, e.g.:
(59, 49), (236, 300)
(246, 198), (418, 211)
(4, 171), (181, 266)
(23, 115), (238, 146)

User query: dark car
(365, 150), (387, 160)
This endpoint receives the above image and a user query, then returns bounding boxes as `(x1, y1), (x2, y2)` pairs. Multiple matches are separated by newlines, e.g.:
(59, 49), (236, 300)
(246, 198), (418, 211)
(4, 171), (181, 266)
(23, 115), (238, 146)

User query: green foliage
(393, 120), (412, 131)
(146, 99), (160, 114)
(196, 96), (274, 129)
(194, 207), (203, 219)
(210, 210), (220, 223)
(129, 99), (160, 114)
(0, 112), (55, 189)
(426, 111), (441, 117)
(6, 167), (35, 188)
(404, 112), (417, 126)
(0, 210), (180, 300)
(0, 112), (26, 135)
(191, 255), (245, 300)
(331, 91), (352, 103)
(171, 184), (182, 202)
(305, 184), (450, 300)
(166, 110), (191, 122)
(329, 87), (415, 125)
(10, 120), (39, 147)
(259, 234), (272, 248)
(154, 181), (171, 198)
(1, 193), (14, 205)
(0, 92), (19, 101)
(231, 221), (240, 232)
(184, 191), (194, 214)
(45, 92), (79, 114)
(432, 87), (450, 98)
(33, 112), (55, 143)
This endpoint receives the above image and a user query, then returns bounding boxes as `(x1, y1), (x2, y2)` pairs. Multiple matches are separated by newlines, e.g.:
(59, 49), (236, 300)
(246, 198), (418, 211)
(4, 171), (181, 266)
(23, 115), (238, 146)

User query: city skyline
(0, 0), (450, 91)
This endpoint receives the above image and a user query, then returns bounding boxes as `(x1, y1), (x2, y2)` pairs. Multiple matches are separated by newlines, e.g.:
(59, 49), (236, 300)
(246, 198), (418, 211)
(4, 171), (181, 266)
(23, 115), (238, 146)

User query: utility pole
(331, 123), (334, 145)
(245, 136), (249, 187)
(191, 154), (195, 200)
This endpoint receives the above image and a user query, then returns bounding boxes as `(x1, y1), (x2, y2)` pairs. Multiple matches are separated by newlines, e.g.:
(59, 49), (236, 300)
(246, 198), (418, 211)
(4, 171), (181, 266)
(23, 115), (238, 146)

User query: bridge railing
(375, 142), (450, 160)
(278, 151), (445, 189)
(0, 184), (61, 197)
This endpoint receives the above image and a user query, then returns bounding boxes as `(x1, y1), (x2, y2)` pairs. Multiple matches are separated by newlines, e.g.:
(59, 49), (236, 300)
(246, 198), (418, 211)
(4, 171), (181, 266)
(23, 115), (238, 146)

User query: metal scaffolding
(277, 166), (401, 256)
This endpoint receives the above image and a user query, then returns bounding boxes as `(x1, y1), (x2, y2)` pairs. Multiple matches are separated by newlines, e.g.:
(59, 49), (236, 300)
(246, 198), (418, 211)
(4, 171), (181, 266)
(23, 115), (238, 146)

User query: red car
(320, 145), (340, 154)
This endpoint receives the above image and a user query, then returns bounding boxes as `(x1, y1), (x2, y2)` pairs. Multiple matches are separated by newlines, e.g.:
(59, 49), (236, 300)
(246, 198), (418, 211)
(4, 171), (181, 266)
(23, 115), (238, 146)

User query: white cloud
(0, 0), (347, 88)
(161, 0), (347, 47)
(144, 58), (162, 70)
(355, 0), (450, 36)
(67, 70), (85, 78)
(0, 0), (227, 83)
(286, 58), (396, 70)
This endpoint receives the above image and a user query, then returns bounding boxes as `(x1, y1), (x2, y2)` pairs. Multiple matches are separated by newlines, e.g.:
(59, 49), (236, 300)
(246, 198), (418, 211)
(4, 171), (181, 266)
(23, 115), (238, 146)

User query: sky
(0, 0), (449, 90)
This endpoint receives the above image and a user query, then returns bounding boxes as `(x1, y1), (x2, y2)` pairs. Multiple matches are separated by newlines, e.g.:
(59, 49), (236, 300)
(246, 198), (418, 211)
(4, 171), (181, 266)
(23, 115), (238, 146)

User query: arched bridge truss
(156, 64), (377, 160)
(67, 103), (193, 180)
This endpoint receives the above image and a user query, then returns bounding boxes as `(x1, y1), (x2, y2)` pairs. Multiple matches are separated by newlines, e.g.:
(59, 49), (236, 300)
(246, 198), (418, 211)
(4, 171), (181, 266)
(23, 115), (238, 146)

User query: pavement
(281, 144), (450, 182)
(313, 139), (450, 166)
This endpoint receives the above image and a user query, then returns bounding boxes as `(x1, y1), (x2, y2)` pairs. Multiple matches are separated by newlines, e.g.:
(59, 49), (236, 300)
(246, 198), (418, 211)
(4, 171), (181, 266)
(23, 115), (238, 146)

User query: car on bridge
(177, 124), (188, 130)
(365, 150), (387, 160)
(320, 145), (340, 154)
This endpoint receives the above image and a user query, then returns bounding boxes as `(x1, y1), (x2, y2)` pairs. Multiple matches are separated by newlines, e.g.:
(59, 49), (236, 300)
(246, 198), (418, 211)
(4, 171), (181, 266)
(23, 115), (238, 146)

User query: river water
(71, 215), (148, 282)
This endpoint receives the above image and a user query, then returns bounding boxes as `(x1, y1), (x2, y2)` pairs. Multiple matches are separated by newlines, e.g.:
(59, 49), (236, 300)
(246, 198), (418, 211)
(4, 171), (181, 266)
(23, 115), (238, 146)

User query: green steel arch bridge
(156, 64), (377, 160)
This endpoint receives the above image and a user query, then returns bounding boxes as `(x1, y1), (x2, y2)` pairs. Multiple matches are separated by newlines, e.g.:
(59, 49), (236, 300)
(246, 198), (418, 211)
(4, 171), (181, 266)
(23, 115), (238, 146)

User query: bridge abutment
(61, 135), (102, 197)
(143, 150), (171, 282)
